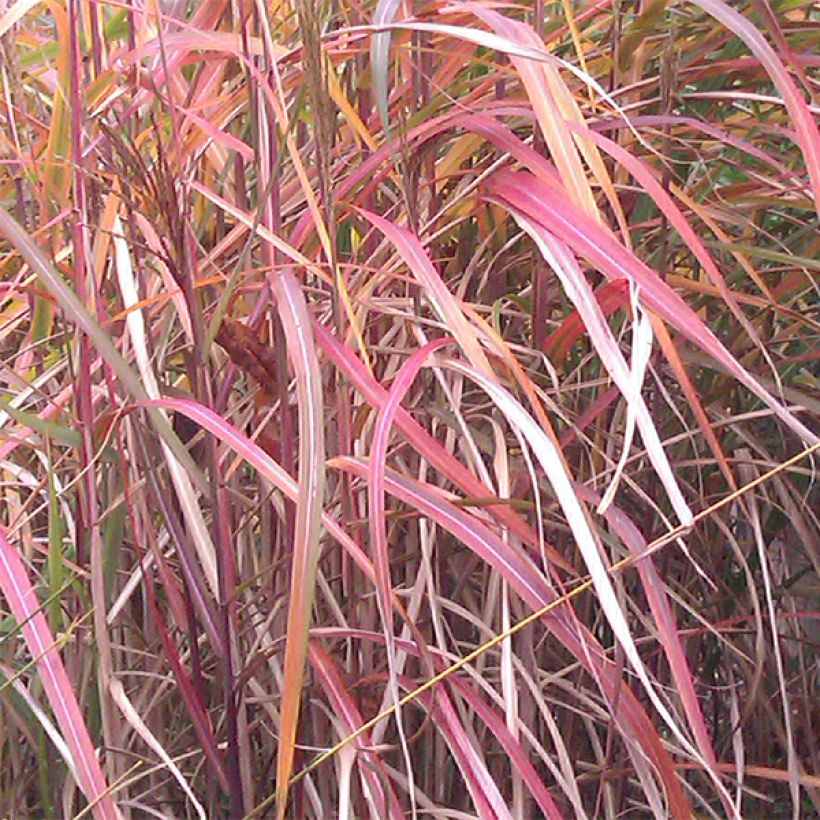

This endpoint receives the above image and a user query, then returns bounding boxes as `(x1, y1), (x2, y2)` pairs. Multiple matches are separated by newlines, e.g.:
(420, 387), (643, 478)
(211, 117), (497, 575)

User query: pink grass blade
(485, 170), (819, 446)
(559, 384), (621, 449)
(574, 485), (733, 817)
(510, 212), (693, 525)
(566, 121), (777, 373)
(368, 337), (454, 807)
(436, 667), (564, 819)
(0, 527), (121, 819)
(312, 320), (575, 573)
(453, 113), (561, 188)
(332, 455), (692, 816)
(119, 30), (284, 63)
(308, 641), (403, 818)
(175, 103), (255, 162)
(405, 677), (511, 818)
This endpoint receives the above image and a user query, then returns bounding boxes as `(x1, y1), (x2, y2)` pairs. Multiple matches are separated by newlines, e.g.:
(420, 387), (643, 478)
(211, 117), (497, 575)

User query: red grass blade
(545, 279), (629, 358)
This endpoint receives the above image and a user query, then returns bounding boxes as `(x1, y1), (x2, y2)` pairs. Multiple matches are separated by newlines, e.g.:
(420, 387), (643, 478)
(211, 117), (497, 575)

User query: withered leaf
(215, 317), (278, 399)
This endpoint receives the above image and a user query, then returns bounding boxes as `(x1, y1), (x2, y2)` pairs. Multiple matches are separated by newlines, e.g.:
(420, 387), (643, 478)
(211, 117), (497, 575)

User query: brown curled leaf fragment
(215, 317), (284, 462)
(215, 316), (278, 400)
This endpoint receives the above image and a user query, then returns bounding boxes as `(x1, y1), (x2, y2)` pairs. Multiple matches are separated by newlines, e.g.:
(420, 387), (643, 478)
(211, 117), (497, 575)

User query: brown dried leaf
(216, 316), (278, 399)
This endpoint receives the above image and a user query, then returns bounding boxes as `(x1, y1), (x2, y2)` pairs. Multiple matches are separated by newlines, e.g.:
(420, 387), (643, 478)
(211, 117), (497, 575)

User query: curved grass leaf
(485, 170), (818, 446)
(332, 455), (692, 816)
(307, 641), (403, 818)
(260, 270), (326, 820)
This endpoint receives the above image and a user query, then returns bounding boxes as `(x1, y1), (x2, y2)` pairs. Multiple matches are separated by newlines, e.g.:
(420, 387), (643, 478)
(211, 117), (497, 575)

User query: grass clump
(0, 0), (818, 817)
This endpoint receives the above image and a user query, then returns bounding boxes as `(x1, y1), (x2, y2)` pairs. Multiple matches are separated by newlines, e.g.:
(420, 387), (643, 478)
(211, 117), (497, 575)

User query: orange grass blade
(266, 270), (326, 820)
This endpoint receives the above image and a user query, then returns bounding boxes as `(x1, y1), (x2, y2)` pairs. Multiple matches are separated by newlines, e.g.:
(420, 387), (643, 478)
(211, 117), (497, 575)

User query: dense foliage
(0, 0), (818, 816)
